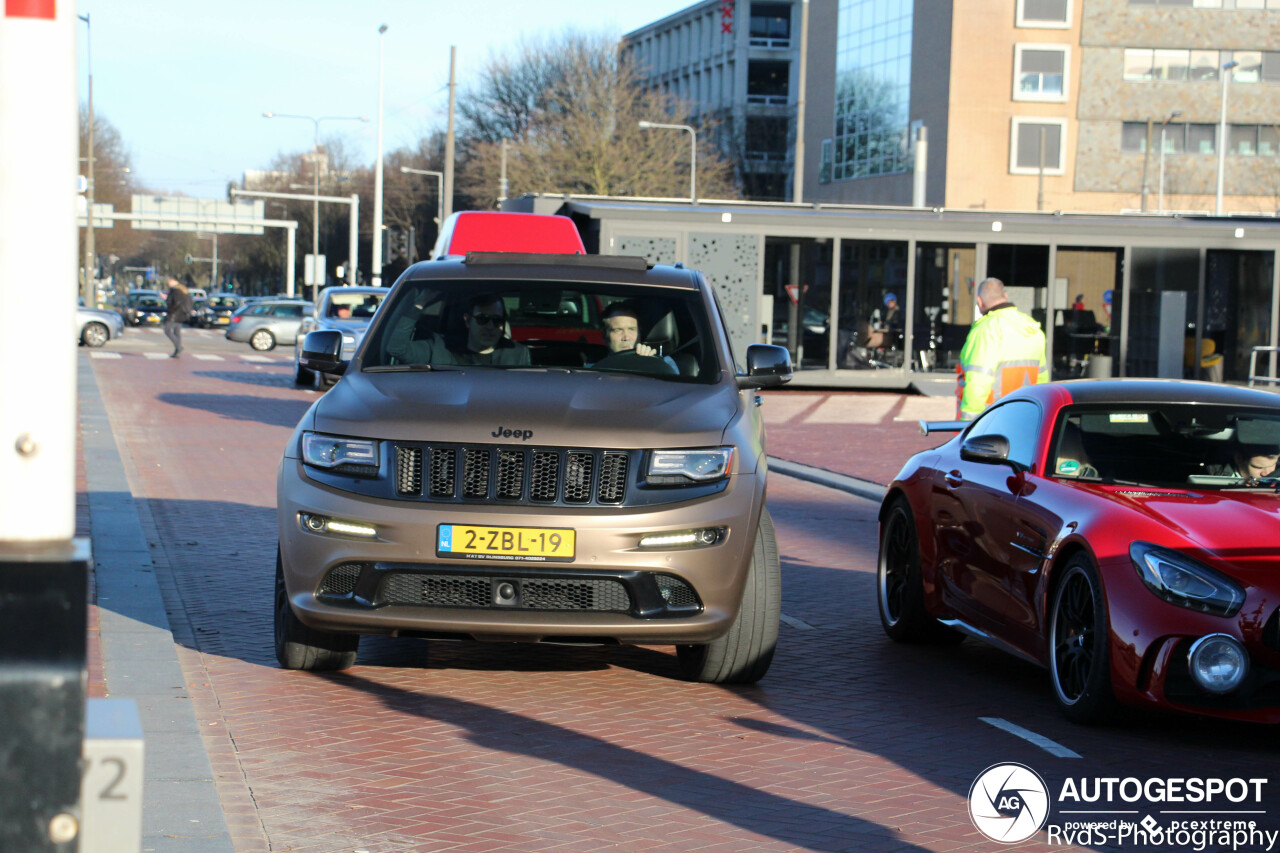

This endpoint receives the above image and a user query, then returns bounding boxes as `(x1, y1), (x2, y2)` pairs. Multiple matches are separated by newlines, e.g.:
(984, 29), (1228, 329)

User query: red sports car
(878, 379), (1280, 724)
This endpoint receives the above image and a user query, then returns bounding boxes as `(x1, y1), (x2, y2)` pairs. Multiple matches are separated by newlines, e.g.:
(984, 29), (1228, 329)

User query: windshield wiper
(364, 363), (436, 372)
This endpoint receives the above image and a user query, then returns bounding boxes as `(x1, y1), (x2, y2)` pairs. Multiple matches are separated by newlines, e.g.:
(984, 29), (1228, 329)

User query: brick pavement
(78, 345), (1278, 852)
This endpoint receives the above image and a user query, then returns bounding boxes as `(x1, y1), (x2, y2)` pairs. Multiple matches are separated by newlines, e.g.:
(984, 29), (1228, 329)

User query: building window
(1017, 0), (1070, 27)
(833, 0), (914, 181)
(1124, 48), (1155, 80)
(1011, 118), (1067, 174)
(747, 60), (790, 104)
(1190, 50), (1221, 80)
(820, 138), (833, 183)
(749, 2), (792, 47)
(1187, 123), (1217, 154)
(1014, 45), (1068, 100)
(745, 116), (790, 162)
(1232, 50), (1263, 82)
(1121, 121), (1151, 152)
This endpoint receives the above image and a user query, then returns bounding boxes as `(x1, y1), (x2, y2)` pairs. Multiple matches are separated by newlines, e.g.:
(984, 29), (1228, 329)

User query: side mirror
(738, 344), (793, 389)
(300, 330), (348, 375)
(960, 434), (1022, 470)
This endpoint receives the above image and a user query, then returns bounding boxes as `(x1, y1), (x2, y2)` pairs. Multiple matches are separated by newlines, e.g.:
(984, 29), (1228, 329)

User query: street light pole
(1158, 109), (1182, 213)
(372, 24), (388, 287)
(400, 165), (444, 234)
(1216, 60), (1239, 216)
(638, 120), (697, 202)
(263, 111), (368, 301)
(792, 0), (809, 204)
(78, 13), (94, 306)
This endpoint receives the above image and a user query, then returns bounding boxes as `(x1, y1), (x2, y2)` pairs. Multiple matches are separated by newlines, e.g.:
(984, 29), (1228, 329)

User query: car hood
(1106, 487), (1280, 584)
(313, 369), (739, 448)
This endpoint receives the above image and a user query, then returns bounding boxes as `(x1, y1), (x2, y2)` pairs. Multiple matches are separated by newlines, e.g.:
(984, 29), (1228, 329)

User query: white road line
(143, 352), (169, 360)
(979, 717), (1081, 759)
(191, 353), (223, 361)
(779, 613), (814, 630)
(241, 355), (273, 362)
(89, 352), (122, 359)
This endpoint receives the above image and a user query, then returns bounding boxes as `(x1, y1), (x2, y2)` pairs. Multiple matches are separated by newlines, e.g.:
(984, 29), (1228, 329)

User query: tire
(274, 548), (358, 671)
(877, 496), (961, 644)
(1048, 554), (1116, 724)
(294, 358), (315, 387)
(81, 322), (109, 348)
(250, 329), (276, 351)
(677, 508), (780, 684)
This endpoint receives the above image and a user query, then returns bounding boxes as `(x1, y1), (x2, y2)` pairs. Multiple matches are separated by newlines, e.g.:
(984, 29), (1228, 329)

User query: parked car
(276, 251), (793, 683)
(293, 286), (387, 387)
(125, 290), (167, 327)
(196, 292), (242, 329)
(225, 299), (313, 351)
(76, 304), (125, 347)
(186, 297), (208, 327)
(879, 379), (1280, 724)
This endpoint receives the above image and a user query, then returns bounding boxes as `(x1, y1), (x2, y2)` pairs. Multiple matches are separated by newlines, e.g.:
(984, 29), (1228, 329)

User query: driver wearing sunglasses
(387, 292), (530, 366)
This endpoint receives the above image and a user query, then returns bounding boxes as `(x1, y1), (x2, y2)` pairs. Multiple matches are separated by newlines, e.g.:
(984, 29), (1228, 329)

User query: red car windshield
(1051, 404), (1280, 489)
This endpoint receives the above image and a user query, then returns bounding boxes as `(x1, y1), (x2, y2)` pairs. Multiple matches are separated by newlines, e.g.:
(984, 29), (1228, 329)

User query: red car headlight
(1129, 542), (1245, 618)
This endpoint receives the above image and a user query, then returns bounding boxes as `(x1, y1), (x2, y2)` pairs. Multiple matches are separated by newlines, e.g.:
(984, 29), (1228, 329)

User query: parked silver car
(293, 286), (387, 387)
(225, 299), (313, 351)
(77, 305), (125, 348)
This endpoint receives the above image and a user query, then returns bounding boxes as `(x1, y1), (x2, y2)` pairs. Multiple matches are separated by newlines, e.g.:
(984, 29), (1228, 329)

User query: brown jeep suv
(276, 253), (792, 683)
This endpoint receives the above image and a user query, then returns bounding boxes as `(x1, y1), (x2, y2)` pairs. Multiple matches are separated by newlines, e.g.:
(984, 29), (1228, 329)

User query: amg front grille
(394, 443), (630, 505)
(380, 572), (631, 612)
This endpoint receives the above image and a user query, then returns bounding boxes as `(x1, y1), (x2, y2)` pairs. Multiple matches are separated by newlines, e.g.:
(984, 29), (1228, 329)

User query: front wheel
(274, 548), (358, 671)
(1049, 554), (1116, 724)
(677, 508), (780, 684)
(81, 322), (109, 348)
(250, 329), (276, 351)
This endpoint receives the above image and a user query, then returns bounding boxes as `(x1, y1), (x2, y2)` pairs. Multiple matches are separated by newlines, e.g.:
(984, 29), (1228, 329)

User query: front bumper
(277, 456), (764, 645)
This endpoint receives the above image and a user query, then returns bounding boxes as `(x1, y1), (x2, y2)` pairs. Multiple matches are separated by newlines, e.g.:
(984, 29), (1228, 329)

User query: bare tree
(456, 31), (738, 209)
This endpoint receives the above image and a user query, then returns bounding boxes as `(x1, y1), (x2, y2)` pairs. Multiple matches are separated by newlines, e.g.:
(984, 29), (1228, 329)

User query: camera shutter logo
(968, 763), (1050, 844)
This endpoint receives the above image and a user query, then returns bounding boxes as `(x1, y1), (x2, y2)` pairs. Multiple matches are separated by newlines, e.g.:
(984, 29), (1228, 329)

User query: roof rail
(462, 252), (649, 271)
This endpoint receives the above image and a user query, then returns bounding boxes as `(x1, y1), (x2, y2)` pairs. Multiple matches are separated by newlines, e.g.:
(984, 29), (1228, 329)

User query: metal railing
(1247, 345), (1280, 386)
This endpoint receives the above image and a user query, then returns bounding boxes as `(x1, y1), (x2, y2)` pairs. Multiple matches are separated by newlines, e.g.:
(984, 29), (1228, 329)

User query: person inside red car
(1209, 439), (1280, 483)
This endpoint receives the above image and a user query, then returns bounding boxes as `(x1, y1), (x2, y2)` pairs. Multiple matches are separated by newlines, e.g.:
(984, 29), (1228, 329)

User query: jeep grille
(394, 444), (629, 505)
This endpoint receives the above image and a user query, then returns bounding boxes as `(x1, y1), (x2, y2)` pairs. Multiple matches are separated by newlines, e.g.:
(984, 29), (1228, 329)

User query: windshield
(209, 296), (239, 308)
(327, 291), (385, 319)
(362, 278), (719, 382)
(1051, 404), (1280, 489)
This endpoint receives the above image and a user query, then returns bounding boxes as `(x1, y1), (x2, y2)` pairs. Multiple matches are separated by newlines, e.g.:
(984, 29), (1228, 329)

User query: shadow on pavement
(324, 669), (937, 853)
(156, 392), (311, 429)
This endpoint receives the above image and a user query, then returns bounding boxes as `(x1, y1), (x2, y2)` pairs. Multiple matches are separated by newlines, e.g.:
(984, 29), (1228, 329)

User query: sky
(75, 0), (696, 198)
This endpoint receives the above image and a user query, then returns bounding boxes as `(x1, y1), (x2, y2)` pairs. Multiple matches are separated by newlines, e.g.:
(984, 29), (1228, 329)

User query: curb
(767, 457), (886, 504)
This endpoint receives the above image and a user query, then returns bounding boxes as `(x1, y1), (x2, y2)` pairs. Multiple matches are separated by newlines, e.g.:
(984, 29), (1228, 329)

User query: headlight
(647, 447), (733, 484)
(1187, 633), (1249, 695)
(301, 432), (379, 471)
(1130, 542), (1245, 617)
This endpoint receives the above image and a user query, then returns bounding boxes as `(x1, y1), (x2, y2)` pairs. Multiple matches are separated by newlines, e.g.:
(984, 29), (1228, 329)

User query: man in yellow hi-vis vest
(956, 277), (1048, 420)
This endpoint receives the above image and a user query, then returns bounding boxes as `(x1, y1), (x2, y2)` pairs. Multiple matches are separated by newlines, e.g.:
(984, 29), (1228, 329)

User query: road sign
(131, 196), (265, 235)
(784, 284), (808, 305)
(304, 254), (326, 286)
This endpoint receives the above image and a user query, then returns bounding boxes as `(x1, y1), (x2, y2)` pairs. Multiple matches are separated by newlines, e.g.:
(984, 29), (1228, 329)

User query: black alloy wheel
(1049, 555), (1116, 723)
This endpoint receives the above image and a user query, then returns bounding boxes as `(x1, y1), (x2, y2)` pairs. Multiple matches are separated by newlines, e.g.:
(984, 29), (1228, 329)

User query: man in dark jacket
(164, 278), (192, 358)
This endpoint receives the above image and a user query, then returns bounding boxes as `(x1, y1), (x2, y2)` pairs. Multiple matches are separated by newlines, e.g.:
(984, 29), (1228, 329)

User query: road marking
(89, 352), (122, 359)
(780, 613), (814, 630)
(143, 352), (170, 360)
(980, 716), (1081, 758)
(241, 355), (273, 362)
(191, 354), (223, 361)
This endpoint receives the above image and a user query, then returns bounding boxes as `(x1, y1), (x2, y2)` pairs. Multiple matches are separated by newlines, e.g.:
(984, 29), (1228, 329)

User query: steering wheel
(592, 350), (677, 376)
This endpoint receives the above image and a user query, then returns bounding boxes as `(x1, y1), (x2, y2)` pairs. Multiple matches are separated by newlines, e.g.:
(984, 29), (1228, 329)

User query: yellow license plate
(437, 524), (575, 562)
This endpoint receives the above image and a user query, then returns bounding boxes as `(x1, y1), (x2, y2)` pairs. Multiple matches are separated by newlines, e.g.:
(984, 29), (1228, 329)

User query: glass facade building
(832, 0), (914, 180)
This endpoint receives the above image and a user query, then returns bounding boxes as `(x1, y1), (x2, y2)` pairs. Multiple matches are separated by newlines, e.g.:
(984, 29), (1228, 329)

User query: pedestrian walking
(956, 277), (1047, 421)
(164, 278), (192, 358)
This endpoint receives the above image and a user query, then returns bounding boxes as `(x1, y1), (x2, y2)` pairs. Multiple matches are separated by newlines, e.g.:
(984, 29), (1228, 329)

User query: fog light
(638, 527), (725, 549)
(298, 513), (377, 538)
(1188, 633), (1249, 695)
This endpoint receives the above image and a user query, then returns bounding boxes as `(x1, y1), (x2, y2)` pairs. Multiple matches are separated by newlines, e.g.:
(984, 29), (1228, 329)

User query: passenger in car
(1207, 439), (1280, 483)
(387, 292), (530, 366)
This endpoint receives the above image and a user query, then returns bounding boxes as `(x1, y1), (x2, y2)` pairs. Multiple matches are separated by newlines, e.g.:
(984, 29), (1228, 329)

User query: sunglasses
(470, 313), (505, 327)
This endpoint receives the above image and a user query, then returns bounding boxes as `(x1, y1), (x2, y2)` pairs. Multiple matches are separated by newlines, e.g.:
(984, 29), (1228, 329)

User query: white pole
(372, 24), (387, 286)
(0, 2), (78, 541)
(286, 222), (297, 297)
(444, 46), (457, 220)
(499, 138), (508, 206)
(912, 126), (927, 208)
(348, 194), (358, 285)
(1216, 60), (1238, 216)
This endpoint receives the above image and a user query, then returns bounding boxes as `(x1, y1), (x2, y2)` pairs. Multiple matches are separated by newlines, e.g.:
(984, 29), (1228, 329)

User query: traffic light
(388, 228), (408, 261)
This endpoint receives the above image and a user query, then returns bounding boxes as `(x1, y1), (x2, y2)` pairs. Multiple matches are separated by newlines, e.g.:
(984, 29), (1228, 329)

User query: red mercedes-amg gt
(878, 379), (1280, 724)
